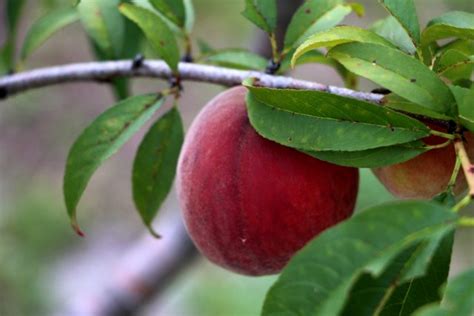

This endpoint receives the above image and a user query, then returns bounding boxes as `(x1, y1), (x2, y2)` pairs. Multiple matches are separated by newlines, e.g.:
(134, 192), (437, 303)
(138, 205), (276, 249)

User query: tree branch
(0, 60), (384, 103)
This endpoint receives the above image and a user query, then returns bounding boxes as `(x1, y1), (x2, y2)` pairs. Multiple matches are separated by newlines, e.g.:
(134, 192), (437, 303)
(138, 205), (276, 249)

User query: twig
(0, 60), (384, 103)
(454, 139), (474, 198)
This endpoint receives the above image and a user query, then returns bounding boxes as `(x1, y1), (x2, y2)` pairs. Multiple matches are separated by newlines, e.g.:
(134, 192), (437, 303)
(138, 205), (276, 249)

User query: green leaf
(450, 85), (474, 132)
(328, 43), (456, 116)
(241, 0), (277, 34)
(6, 0), (26, 34)
(414, 267), (474, 316)
(199, 49), (267, 70)
(183, 0), (194, 32)
(291, 26), (396, 67)
(149, 0), (185, 28)
(63, 94), (164, 234)
(422, 11), (474, 46)
(342, 232), (454, 316)
(120, 3), (180, 72)
(382, 94), (454, 120)
(284, 1), (364, 51)
(305, 141), (427, 168)
(132, 107), (183, 236)
(378, 0), (420, 46)
(280, 50), (358, 88)
(197, 38), (214, 55)
(245, 85), (430, 151)
(262, 201), (457, 316)
(21, 8), (79, 61)
(371, 16), (417, 55)
(2, 0), (26, 72)
(78, 0), (125, 59)
(435, 48), (474, 82)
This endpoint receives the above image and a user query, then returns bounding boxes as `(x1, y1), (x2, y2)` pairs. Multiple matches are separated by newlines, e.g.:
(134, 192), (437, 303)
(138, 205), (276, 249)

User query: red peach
(176, 86), (359, 276)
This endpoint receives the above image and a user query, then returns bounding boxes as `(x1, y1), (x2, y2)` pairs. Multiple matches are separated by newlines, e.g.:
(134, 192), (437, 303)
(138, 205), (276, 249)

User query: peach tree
(1, 0), (473, 315)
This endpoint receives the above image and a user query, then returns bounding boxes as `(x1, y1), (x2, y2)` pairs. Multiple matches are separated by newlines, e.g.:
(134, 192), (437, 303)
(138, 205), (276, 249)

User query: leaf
(241, 0), (277, 34)
(305, 141), (427, 168)
(262, 201), (458, 316)
(149, 0), (185, 28)
(197, 38), (214, 55)
(371, 16), (417, 55)
(2, 0), (26, 72)
(120, 3), (180, 72)
(244, 85), (430, 151)
(378, 0), (420, 46)
(63, 94), (164, 235)
(380, 232), (454, 315)
(183, 0), (194, 32)
(328, 43), (456, 116)
(434, 48), (474, 82)
(78, 0), (125, 59)
(342, 232), (454, 316)
(413, 267), (474, 316)
(21, 7), (79, 61)
(450, 85), (474, 132)
(422, 11), (474, 46)
(291, 26), (396, 67)
(199, 49), (267, 70)
(6, 0), (26, 34)
(280, 50), (358, 89)
(132, 107), (183, 236)
(382, 94), (454, 120)
(284, 1), (364, 51)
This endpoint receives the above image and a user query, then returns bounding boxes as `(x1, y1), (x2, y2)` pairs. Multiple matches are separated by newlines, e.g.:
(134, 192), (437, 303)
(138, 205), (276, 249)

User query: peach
(176, 86), (359, 276)
(372, 128), (474, 199)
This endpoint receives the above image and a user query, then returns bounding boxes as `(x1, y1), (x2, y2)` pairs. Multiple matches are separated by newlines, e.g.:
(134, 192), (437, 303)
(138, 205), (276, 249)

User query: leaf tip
(71, 216), (85, 237)
(147, 225), (162, 239)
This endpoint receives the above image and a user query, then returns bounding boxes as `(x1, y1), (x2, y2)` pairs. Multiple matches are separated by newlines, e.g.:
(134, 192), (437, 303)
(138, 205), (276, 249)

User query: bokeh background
(0, 0), (473, 315)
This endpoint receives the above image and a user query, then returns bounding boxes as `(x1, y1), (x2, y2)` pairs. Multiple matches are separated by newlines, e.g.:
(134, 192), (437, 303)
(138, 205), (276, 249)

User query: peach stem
(453, 139), (474, 212)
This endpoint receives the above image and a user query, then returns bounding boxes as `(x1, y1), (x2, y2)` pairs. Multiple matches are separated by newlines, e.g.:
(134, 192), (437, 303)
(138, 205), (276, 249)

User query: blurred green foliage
(0, 188), (75, 316)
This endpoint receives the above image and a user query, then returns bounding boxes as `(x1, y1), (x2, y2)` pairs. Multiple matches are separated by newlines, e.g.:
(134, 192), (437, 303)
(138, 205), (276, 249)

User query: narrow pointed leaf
(382, 94), (454, 120)
(149, 0), (185, 28)
(64, 94), (164, 233)
(120, 3), (179, 71)
(284, 1), (364, 50)
(241, 0), (277, 34)
(328, 43), (456, 116)
(414, 268), (474, 316)
(245, 85), (430, 151)
(435, 50), (474, 82)
(6, 0), (26, 32)
(78, 0), (125, 59)
(305, 141), (427, 168)
(262, 201), (457, 316)
(378, 0), (420, 46)
(183, 0), (194, 32)
(21, 8), (79, 61)
(280, 50), (358, 88)
(451, 85), (474, 132)
(199, 49), (267, 70)
(292, 26), (396, 67)
(381, 233), (454, 315)
(422, 11), (474, 46)
(2, 0), (26, 72)
(132, 107), (184, 233)
(342, 232), (454, 316)
(371, 16), (417, 54)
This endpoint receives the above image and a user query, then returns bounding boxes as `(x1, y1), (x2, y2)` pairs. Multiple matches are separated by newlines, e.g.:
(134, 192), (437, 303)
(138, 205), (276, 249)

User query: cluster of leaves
(1, 0), (474, 315)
